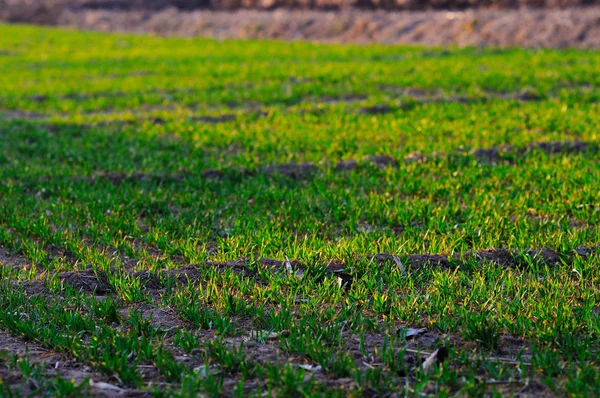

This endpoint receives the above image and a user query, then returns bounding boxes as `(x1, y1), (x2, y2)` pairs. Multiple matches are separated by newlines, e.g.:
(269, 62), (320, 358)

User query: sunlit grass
(0, 24), (598, 396)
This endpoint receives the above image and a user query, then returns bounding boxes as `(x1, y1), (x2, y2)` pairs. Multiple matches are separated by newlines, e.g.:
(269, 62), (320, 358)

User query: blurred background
(1, 0), (599, 47)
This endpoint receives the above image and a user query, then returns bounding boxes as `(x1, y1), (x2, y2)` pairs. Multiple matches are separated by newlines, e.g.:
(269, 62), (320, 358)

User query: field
(0, 24), (599, 396)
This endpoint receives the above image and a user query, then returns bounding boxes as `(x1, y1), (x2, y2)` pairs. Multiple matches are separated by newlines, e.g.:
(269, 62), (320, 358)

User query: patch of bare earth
(4, 240), (590, 394)
(471, 140), (595, 163)
(260, 162), (318, 179)
(198, 140), (596, 183)
(0, 330), (149, 397)
(138, 243), (600, 297)
(192, 114), (236, 123)
(0, 247), (30, 272)
(58, 266), (112, 294)
(0, 108), (47, 121)
(88, 170), (184, 185)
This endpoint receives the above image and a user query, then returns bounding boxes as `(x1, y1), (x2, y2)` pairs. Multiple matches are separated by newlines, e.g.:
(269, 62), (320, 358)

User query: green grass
(0, 23), (599, 396)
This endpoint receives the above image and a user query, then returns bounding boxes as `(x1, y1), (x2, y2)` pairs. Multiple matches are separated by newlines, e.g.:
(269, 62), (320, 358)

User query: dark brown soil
(359, 104), (393, 114)
(0, 109), (46, 121)
(202, 168), (225, 179)
(45, 244), (79, 264)
(192, 114), (236, 123)
(16, 279), (50, 296)
(471, 146), (515, 163)
(260, 162), (318, 179)
(58, 267), (112, 294)
(122, 304), (183, 329)
(0, 247), (29, 271)
(367, 154), (398, 168)
(404, 151), (428, 163)
(135, 242), (598, 295)
(472, 140), (596, 163)
(0, 330), (148, 397)
(90, 170), (183, 185)
(1, 238), (586, 395)
(74, 140), (597, 190)
(528, 140), (591, 154)
(132, 270), (162, 289)
(335, 160), (358, 171)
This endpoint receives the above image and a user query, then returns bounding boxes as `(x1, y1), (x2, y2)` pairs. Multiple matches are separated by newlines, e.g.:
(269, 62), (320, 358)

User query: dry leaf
(298, 364), (322, 372)
(393, 255), (407, 275)
(400, 327), (426, 340)
(422, 346), (449, 374)
(89, 380), (124, 392)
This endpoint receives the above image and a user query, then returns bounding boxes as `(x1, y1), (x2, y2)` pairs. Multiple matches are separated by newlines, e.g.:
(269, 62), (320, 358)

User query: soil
(72, 139), (597, 189)
(3, 85), (586, 129)
(367, 154), (398, 168)
(1, 2), (599, 48)
(192, 114), (236, 123)
(260, 162), (318, 178)
(359, 104), (394, 115)
(528, 140), (591, 154)
(0, 330), (148, 397)
(58, 267), (112, 294)
(0, 109), (46, 121)
(4, 239), (593, 394)
(404, 151), (428, 163)
(0, 247), (29, 271)
(335, 160), (359, 171)
(90, 170), (184, 185)
(472, 140), (596, 163)
(132, 270), (163, 289)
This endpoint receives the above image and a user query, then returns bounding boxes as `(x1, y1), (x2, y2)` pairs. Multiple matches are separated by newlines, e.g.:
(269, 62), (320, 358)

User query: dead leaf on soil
(298, 364), (322, 372)
(421, 346), (449, 374)
(89, 380), (124, 392)
(392, 255), (407, 275)
(398, 327), (427, 340)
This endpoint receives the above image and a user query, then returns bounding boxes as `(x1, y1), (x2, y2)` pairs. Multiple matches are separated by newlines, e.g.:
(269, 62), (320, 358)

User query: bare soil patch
(0, 108), (47, 121)
(45, 243), (79, 264)
(0, 247), (30, 271)
(132, 270), (162, 289)
(0, 330), (148, 397)
(192, 114), (236, 123)
(380, 86), (442, 98)
(359, 104), (394, 115)
(472, 140), (596, 163)
(110, 139), (597, 186)
(58, 267), (112, 294)
(367, 154), (398, 168)
(260, 162), (318, 179)
(335, 160), (358, 171)
(90, 170), (184, 186)
(142, 242), (598, 295)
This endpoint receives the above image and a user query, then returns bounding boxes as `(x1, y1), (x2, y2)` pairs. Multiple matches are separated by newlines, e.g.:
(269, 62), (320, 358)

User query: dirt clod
(359, 105), (392, 115)
(407, 254), (453, 268)
(528, 140), (590, 154)
(471, 146), (514, 163)
(261, 162), (317, 179)
(202, 169), (224, 180)
(132, 270), (162, 289)
(368, 155), (397, 168)
(462, 248), (518, 267)
(193, 114), (236, 123)
(335, 160), (358, 171)
(58, 268), (111, 294)
(404, 152), (428, 163)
